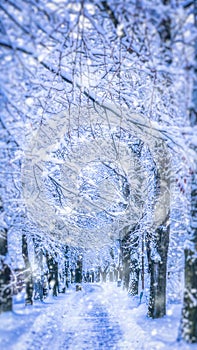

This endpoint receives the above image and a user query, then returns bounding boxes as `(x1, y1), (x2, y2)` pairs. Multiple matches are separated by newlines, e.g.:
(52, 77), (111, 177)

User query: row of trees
(0, 0), (196, 343)
(0, 231), (134, 309)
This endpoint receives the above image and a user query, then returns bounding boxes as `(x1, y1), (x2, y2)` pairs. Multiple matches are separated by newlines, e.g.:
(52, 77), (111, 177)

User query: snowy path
(12, 284), (128, 350)
(0, 283), (196, 350)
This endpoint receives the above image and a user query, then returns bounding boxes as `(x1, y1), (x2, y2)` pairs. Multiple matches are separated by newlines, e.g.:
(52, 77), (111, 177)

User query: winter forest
(0, 0), (197, 349)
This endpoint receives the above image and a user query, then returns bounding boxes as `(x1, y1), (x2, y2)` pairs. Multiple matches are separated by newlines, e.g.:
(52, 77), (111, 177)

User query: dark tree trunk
(46, 253), (59, 297)
(91, 271), (95, 283)
(180, 246), (197, 342)
(64, 245), (70, 290)
(22, 234), (33, 305)
(180, 2), (197, 341)
(146, 234), (152, 274)
(0, 230), (8, 257)
(147, 0), (171, 317)
(141, 232), (145, 292)
(33, 237), (44, 301)
(129, 234), (140, 296)
(0, 196), (13, 313)
(70, 269), (75, 283)
(0, 226), (13, 313)
(121, 230), (130, 291)
(96, 267), (101, 282)
(75, 257), (83, 284)
(0, 261), (13, 313)
(122, 250), (130, 291)
(148, 216), (170, 318)
(158, 0), (172, 66)
(129, 269), (140, 296)
(121, 227), (140, 295)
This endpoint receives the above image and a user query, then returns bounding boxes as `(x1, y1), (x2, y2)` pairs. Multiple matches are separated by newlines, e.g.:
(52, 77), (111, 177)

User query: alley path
(19, 284), (137, 350)
(0, 284), (137, 350)
(0, 283), (194, 350)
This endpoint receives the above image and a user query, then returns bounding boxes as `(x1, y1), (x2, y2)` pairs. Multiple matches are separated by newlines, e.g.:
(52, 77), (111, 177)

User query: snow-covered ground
(0, 283), (197, 350)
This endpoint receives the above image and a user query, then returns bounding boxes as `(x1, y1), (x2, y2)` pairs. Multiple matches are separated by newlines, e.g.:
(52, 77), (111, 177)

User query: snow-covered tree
(179, 0), (197, 343)
(0, 2), (196, 343)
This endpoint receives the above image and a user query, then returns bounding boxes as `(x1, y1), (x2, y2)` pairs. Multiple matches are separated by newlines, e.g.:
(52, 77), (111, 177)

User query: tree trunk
(0, 260), (13, 313)
(46, 253), (59, 297)
(33, 237), (44, 301)
(128, 234), (140, 296)
(179, 2), (197, 341)
(129, 269), (140, 296)
(121, 227), (140, 295)
(158, 0), (172, 66)
(147, 1), (172, 317)
(148, 216), (170, 318)
(180, 246), (197, 342)
(75, 257), (83, 284)
(0, 198), (13, 313)
(96, 267), (101, 282)
(122, 241), (130, 291)
(141, 232), (145, 291)
(22, 234), (33, 305)
(101, 270), (107, 283)
(109, 270), (113, 282)
(64, 245), (70, 290)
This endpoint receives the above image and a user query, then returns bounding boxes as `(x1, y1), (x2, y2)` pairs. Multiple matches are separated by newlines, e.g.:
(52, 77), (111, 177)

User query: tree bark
(148, 215), (170, 318)
(180, 246), (197, 342)
(101, 267), (108, 283)
(46, 253), (59, 297)
(0, 198), (13, 313)
(121, 228), (140, 295)
(33, 237), (44, 301)
(128, 234), (140, 296)
(121, 234), (130, 291)
(0, 260), (13, 313)
(22, 234), (33, 305)
(179, 1), (197, 341)
(64, 245), (70, 290)
(75, 257), (83, 284)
